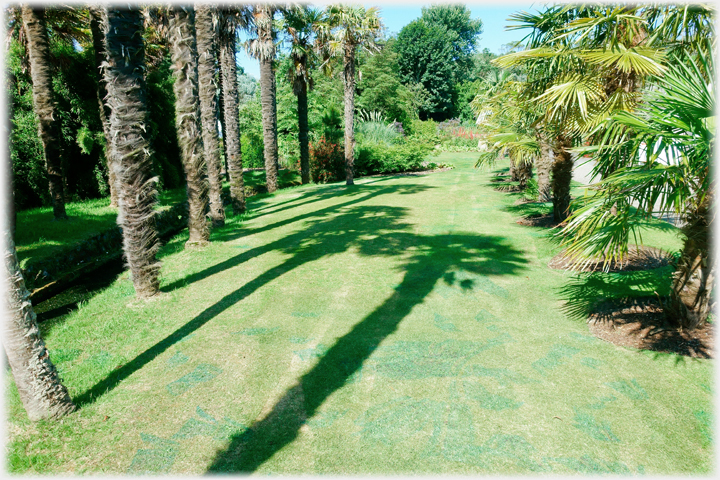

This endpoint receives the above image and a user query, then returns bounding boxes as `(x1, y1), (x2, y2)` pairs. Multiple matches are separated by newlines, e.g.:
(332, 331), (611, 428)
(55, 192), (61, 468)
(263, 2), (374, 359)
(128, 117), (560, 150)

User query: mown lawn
(14, 169), (301, 268)
(6, 153), (711, 474)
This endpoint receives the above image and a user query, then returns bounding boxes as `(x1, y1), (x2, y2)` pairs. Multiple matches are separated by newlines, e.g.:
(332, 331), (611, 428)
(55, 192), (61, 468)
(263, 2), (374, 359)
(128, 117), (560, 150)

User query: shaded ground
(6, 153), (711, 475)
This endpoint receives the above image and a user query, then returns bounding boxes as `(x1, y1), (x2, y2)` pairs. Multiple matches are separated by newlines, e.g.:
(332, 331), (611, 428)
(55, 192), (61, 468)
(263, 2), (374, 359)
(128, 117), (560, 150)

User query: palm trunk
(516, 160), (532, 190)
(217, 84), (230, 182)
(219, 10), (246, 214)
(535, 132), (553, 202)
(104, 6), (161, 298)
(297, 71), (310, 185)
(195, 5), (225, 227)
(509, 157), (518, 182)
(551, 134), (573, 223)
(3, 237), (76, 420)
(169, 7), (210, 246)
(668, 196), (714, 328)
(21, 6), (66, 220)
(343, 43), (356, 185)
(89, 7), (118, 208)
(257, 4), (279, 193)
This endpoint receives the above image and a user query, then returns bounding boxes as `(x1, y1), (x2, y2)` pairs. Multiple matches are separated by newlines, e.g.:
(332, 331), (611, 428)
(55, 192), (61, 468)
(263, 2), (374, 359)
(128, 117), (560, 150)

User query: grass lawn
(6, 152), (712, 474)
(14, 169), (301, 268)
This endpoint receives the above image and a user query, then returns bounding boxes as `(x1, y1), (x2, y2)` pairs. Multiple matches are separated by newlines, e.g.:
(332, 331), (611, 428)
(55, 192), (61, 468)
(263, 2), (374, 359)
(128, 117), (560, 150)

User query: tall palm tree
(281, 5), (323, 185)
(561, 51), (715, 328)
(3, 120), (75, 420)
(20, 6), (67, 220)
(88, 6), (117, 207)
(322, 5), (381, 185)
(247, 4), (279, 193)
(218, 7), (248, 214)
(168, 6), (210, 246)
(195, 5), (225, 227)
(103, 5), (161, 298)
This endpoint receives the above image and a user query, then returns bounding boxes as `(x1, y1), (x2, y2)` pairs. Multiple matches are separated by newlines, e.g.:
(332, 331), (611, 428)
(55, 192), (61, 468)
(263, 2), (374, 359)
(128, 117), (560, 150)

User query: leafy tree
(356, 39), (419, 127)
(394, 4), (482, 120)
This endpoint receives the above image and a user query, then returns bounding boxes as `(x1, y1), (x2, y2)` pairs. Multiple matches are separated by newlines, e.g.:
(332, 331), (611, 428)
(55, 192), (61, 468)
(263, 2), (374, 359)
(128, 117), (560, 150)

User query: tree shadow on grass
(205, 235), (527, 472)
(160, 183), (434, 293)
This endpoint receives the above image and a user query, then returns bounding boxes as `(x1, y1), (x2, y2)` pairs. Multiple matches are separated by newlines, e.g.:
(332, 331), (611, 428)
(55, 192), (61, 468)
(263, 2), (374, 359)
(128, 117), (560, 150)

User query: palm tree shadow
(161, 183), (434, 293)
(206, 232), (527, 472)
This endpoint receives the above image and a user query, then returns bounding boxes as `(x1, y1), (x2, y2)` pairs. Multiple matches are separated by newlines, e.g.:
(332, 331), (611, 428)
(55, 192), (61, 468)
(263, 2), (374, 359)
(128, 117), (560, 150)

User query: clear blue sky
(237, 2), (540, 79)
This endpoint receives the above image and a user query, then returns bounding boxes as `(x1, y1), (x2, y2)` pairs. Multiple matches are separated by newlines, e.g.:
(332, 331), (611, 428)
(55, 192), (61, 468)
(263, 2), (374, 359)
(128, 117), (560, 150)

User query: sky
(237, 2), (540, 79)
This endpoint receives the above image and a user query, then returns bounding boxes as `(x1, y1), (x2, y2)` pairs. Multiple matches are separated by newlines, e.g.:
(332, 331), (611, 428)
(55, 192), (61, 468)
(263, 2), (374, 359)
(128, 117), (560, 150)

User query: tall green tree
(20, 6), (67, 220)
(248, 4), (279, 193)
(218, 7), (248, 213)
(195, 5), (225, 227)
(103, 5), (161, 298)
(394, 4), (482, 120)
(168, 6), (210, 246)
(281, 5), (323, 185)
(322, 4), (381, 185)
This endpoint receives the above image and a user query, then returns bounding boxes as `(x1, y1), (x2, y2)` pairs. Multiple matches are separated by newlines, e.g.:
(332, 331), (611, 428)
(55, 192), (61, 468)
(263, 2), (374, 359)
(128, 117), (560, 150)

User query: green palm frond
(534, 73), (605, 121)
(578, 46), (667, 75)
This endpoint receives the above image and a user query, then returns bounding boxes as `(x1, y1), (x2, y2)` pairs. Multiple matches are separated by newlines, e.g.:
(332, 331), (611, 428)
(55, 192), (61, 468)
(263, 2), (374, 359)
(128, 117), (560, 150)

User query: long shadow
(74, 204), (417, 406)
(160, 184), (433, 293)
(249, 176), (396, 219)
(206, 233), (527, 472)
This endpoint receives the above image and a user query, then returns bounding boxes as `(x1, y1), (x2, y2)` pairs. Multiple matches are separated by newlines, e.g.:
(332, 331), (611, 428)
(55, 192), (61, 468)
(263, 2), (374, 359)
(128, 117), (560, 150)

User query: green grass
(14, 169), (302, 268)
(6, 152), (711, 474)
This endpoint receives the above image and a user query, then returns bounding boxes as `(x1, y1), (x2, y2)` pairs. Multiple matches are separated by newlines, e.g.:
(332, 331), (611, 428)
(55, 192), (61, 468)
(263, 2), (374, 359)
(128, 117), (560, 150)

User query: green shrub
(241, 133), (265, 169)
(354, 139), (432, 176)
(310, 136), (345, 183)
(356, 121), (401, 146)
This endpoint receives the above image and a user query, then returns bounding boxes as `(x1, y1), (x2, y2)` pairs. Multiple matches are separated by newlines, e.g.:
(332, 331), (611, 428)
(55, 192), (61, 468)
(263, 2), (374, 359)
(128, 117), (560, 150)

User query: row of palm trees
(473, 4), (715, 328)
(4, 3), (381, 422)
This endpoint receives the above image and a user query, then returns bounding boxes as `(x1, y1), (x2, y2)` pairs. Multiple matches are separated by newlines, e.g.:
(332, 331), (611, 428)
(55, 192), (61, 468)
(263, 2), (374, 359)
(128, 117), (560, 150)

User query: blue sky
(237, 2), (540, 79)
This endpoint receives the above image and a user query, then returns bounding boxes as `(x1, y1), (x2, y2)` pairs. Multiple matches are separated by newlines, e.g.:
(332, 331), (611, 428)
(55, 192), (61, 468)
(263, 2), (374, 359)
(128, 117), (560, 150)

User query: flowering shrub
(308, 136), (345, 183)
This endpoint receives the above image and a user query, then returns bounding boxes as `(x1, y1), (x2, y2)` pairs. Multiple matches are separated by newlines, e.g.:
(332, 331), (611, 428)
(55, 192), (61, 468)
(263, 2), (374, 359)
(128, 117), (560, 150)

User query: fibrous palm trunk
(668, 195), (714, 328)
(551, 134), (573, 223)
(256, 4), (279, 193)
(3, 236), (76, 420)
(21, 6), (66, 220)
(89, 7), (118, 208)
(516, 160), (532, 190)
(169, 7), (210, 246)
(219, 10), (246, 214)
(297, 71), (310, 185)
(217, 85), (230, 182)
(195, 5), (225, 227)
(534, 131), (553, 202)
(343, 43), (357, 185)
(104, 6), (161, 297)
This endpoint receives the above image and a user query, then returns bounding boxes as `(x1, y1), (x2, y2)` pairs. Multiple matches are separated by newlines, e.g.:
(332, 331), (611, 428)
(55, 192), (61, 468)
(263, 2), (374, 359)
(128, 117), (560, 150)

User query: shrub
(356, 121), (401, 145)
(241, 133), (265, 169)
(354, 139), (433, 176)
(309, 136), (345, 183)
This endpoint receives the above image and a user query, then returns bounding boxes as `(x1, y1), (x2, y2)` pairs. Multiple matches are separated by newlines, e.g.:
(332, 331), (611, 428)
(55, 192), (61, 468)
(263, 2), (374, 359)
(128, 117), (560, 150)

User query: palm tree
(3, 121), (75, 420)
(88, 6), (118, 208)
(322, 5), (381, 185)
(20, 6), (67, 220)
(103, 5), (161, 298)
(195, 5), (225, 227)
(281, 5), (323, 185)
(218, 7), (248, 214)
(168, 6), (210, 246)
(561, 51), (715, 328)
(247, 4), (279, 193)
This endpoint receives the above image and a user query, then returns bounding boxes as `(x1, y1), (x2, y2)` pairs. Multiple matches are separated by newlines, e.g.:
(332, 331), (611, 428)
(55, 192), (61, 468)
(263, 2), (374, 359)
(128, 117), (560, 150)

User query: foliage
(394, 4), (482, 120)
(237, 86), (265, 169)
(309, 136), (345, 183)
(354, 138), (432, 176)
